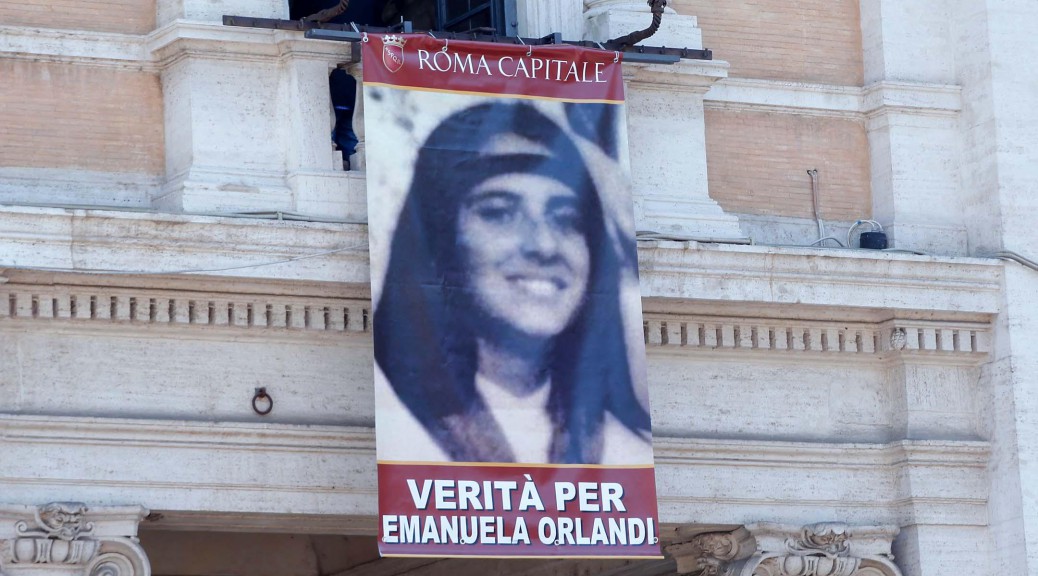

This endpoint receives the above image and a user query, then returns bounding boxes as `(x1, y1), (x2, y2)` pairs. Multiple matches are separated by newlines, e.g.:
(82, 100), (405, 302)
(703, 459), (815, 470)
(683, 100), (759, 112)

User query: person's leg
(329, 68), (359, 170)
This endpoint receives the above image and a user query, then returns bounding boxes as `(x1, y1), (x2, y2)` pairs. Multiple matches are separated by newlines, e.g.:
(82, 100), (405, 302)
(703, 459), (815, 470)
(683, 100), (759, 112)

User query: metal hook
(252, 387), (273, 416)
(614, 50), (620, 63)
(361, 31), (369, 43)
(427, 31), (448, 53)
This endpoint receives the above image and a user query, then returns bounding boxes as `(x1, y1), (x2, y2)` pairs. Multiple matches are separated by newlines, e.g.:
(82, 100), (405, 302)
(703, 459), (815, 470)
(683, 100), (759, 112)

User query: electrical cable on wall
(805, 169), (844, 247)
(987, 250), (1038, 273)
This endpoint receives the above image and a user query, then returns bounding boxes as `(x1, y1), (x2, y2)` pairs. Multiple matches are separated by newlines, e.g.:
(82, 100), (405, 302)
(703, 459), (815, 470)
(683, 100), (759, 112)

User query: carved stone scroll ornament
(665, 528), (755, 575)
(0, 502), (150, 576)
(737, 523), (903, 576)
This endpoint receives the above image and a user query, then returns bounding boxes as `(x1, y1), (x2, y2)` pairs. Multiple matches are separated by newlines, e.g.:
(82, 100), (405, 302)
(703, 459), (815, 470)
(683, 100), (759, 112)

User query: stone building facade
(1, 0), (1036, 574)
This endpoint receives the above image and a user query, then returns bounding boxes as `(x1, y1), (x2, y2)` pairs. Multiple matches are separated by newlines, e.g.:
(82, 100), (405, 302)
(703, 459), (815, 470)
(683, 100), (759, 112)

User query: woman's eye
(549, 206), (583, 232)
(470, 196), (519, 224)
(475, 205), (516, 224)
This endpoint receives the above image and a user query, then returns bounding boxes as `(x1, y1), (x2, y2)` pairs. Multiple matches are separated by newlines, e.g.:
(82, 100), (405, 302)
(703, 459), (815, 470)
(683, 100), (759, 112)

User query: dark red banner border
(378, 462), (662, 558)
(361, 34), (625, 102)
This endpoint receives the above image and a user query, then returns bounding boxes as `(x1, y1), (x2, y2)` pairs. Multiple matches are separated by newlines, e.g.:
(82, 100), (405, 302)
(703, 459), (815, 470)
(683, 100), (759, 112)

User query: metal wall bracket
(222, 15), (710, 64)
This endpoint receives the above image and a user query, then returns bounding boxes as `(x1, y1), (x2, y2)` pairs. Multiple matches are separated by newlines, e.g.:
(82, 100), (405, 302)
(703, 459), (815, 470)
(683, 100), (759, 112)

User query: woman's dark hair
(373, 101), (649, 463)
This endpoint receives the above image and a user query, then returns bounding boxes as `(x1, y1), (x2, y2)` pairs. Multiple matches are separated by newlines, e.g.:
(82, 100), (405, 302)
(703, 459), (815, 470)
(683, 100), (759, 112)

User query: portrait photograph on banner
(362, 34), (661, 559)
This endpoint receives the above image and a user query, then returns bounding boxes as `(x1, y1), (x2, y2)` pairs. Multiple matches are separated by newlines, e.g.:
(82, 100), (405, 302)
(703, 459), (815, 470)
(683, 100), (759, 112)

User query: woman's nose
(520, 218), (561, 260)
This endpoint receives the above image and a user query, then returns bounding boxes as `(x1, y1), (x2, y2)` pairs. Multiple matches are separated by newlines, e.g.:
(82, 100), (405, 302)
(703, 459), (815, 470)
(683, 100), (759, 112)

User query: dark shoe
(343, 158), (351, 171)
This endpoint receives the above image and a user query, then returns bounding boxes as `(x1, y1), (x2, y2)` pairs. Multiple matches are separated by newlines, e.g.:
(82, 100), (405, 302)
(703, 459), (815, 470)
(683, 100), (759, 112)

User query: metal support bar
(542, 32), (563, 45)
(304, 28), (680, 63)
(223, 15), (709, 62)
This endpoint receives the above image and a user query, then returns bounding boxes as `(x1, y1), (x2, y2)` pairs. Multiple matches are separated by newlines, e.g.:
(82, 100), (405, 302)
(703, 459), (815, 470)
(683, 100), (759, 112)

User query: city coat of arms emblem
(382, 35), (406, 73)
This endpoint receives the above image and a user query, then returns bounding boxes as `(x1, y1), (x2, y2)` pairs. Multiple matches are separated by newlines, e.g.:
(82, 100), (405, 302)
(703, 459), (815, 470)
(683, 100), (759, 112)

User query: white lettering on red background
(417, 50), (607, 84)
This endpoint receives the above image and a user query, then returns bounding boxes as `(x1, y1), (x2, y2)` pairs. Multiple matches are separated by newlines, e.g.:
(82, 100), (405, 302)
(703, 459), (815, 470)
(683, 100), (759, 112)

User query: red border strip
(362, 34), (625, 102)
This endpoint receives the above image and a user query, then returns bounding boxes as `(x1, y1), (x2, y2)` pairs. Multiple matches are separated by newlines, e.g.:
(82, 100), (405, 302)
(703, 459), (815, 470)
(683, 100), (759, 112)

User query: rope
(608, 0), (667, 48)
(302, 0), (350, 23)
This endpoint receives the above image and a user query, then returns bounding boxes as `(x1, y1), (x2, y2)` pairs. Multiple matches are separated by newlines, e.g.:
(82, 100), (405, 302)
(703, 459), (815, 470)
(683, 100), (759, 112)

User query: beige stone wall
(0, 0), (156, 35)
(704, 108), (871, 220)
(672, 0), (864, 86)
(0, 60), (164, 175)
(671, 0), (870, 222)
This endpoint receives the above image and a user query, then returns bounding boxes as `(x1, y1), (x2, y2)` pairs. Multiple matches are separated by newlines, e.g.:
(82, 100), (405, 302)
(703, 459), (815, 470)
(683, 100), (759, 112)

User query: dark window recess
(289, 0), (517, 35)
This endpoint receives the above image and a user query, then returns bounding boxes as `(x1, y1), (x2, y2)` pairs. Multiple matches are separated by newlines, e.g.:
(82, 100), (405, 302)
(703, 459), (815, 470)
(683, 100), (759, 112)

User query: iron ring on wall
(252, 387), (273, 415)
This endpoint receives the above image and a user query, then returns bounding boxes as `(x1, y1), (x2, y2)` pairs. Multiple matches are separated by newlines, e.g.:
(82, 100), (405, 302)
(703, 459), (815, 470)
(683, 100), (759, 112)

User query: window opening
(228, 0), (710, 65)
(290, 0), (517, 36)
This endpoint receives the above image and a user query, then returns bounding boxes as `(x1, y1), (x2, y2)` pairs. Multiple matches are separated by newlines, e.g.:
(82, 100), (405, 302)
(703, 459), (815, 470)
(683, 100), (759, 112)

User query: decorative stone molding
(583, 0), (701, 50)
(663, 523), (903, 576)
(0, 206), (371, 284)
(0, 503), (149, 576)
(862, 81), (962, 119)
(0, 278), (992, 361)
(0, 286), (372, 334)
(1, 414), (990, 531)
(636, 242), (1001, 314)
(665, 528), (755, 575)
(703, 79), (962, 121)
(738, 523), (902, 576)
(0, 25), (149, 70)
(643, 316), (990, 361)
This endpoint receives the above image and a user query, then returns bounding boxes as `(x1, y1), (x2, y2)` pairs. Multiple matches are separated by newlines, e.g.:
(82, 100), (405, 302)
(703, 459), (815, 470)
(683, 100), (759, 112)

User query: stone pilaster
(583, 0), (702, 49)
(623, 60), (745, 239)
(858, 0), (967, 255)
(0, 502), (150, 576)
(157, 0), (286, 27)
(517, 0), (585, 39)
(149, 23), (356, 218)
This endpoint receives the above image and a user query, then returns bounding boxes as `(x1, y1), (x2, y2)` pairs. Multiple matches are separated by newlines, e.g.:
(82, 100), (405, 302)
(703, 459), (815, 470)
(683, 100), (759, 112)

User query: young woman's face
(457, 173), (592, 338)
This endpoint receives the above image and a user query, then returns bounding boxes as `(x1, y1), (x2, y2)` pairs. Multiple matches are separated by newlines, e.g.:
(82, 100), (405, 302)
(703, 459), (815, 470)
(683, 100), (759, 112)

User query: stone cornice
(0, 208), (1003, 316)
(0, 25), (150, 70)
(148, 20), (350, 66)
(705, 78), (962, 120)
(863, 81), (962, 118)
(624, 58), (729, 93)
(0, 206), (371, 284)
(638, 241), (1001, 316)
(706, 78), (863, 119)
(0, 21), (351, 70)
(0, 272), (993, 364)
(652, 437), (990, 469)
(0, 415), (990, 533)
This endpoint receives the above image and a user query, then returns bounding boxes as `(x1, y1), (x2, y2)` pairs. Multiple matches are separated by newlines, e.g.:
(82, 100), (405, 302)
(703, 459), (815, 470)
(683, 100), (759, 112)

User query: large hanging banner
(363, 34), (660, 559)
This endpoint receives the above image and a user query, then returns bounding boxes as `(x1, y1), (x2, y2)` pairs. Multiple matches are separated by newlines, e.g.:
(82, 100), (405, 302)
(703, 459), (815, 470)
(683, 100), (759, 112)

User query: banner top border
(378, 460), (656, 470)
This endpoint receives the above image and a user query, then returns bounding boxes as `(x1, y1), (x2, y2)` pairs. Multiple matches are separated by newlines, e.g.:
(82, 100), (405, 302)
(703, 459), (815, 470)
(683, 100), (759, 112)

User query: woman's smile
(457, 173), (591, 338)
(508, 276), (564, 297)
